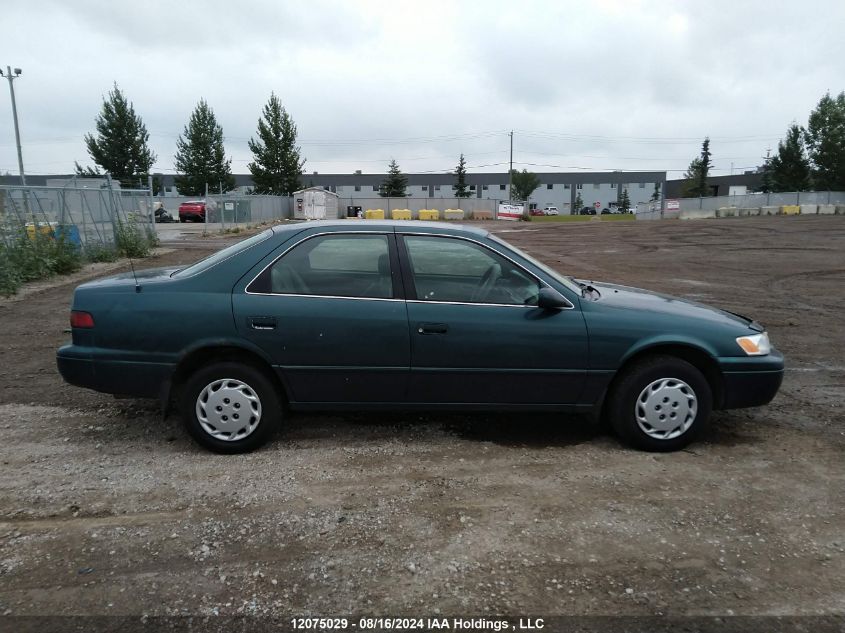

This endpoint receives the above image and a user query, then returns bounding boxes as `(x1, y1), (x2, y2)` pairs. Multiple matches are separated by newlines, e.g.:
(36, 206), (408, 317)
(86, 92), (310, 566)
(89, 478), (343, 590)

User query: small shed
(292, 187), (339, 220)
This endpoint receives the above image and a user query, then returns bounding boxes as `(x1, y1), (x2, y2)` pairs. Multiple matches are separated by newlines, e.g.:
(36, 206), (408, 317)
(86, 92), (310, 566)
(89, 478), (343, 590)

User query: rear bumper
(57, 345), (172, 399)
(717, 349), (785, 410)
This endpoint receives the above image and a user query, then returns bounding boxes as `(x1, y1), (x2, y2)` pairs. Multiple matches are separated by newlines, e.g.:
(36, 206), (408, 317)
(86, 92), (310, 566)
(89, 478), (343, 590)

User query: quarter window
(403, 236), (541, 306)
(255, 234), (393, 299)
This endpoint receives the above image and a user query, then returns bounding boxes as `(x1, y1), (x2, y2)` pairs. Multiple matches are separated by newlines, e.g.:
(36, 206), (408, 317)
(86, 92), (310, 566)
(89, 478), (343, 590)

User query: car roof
(271, 219), (490, 238)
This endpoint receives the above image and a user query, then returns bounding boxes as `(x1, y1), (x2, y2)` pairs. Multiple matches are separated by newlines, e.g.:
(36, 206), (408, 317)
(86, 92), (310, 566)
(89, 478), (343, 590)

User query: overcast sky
(1, 0), (843, 179)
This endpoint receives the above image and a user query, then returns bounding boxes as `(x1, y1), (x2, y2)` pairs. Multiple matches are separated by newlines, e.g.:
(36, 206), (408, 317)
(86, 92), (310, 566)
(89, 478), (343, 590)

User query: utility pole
(0, 66), (26, 185)
(507, 130), (513, 201)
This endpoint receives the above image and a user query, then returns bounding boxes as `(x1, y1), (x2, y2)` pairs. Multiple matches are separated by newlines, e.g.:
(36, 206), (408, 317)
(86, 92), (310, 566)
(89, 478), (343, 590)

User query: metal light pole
(0, 66), (26, 185)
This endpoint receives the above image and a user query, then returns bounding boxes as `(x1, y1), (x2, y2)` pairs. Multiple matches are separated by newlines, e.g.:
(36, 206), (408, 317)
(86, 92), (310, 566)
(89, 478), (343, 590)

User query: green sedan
(57, 221), (784, 454)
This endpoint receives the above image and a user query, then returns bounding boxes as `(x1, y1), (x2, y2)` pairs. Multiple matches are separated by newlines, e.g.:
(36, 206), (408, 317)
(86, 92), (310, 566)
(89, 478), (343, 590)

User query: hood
(583, 280), (765, 332)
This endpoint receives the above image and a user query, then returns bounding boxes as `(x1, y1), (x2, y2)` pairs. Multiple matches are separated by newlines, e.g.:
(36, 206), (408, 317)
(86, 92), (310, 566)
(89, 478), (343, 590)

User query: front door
(233, 232), (409, 404)
(400, 234), (588, 405)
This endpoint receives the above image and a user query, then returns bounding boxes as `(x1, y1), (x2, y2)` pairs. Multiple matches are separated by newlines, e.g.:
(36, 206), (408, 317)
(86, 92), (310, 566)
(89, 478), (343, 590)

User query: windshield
(489, 234), (581, 294)
(172, 229), (273, 278)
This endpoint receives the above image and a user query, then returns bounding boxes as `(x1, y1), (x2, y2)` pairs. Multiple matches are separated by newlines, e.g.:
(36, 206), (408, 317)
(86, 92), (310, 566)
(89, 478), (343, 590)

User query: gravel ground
(0, 215), (843, 621)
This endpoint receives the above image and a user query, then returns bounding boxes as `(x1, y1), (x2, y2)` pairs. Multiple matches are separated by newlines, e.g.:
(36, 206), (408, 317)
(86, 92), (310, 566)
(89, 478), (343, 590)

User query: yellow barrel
(444, 209), (464, 220)
(780, 205), (800, 215)
(419, 209), (440, 220)
(25, 222), (57, 240)
(391, 209), (412, 220)
(364, 209), (385, 220)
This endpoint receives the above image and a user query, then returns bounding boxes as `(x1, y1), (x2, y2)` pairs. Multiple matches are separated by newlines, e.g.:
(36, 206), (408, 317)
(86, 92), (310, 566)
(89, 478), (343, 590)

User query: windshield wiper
(569, 277), (600, 299)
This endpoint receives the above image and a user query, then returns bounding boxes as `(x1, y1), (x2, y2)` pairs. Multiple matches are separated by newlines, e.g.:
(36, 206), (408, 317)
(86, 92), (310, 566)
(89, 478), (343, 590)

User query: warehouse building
(2, 170), (667, 213)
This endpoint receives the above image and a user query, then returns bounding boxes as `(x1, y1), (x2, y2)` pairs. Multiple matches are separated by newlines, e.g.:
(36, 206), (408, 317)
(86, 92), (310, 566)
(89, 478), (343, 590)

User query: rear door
(233, 231), (410, 404)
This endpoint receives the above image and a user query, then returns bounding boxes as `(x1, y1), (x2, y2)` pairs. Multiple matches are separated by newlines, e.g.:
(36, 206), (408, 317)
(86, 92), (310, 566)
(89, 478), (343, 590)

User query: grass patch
(530, 214), (636, 222)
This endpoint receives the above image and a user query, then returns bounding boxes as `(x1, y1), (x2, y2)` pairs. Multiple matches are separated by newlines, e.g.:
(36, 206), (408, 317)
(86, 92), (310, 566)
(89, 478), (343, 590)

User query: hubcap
(196, 378), (262, 441)
(634, 378), (697, 440)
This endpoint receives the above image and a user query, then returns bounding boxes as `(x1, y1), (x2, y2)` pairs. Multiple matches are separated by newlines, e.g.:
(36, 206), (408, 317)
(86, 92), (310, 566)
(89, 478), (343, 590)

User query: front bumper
(57, 345), (172, 399)
(717, 349), (785, 410)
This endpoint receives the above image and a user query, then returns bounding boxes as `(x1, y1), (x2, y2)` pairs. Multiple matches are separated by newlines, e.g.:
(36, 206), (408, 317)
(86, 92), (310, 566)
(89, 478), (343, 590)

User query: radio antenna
(127, 253), (141, 293)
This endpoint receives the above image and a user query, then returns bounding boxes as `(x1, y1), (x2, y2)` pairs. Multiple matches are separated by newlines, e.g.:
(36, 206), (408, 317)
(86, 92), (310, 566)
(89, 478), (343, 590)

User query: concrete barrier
(737, 207), (761, 217)
(817, 204), (836, 215)
(443, 209), (464, 220)
(391, 209), (411, 220)
(780, 205), (800, 215)
(364, 209), (385, 220)
(472, 210), (493, 220)
(418, 209), (440, 220)
(761, 206), (779, 215)
(716, 207), (737, 217)
(800, 204), (818, 215)
(679, 209), (716, 220)
(836, 205), (845, 215)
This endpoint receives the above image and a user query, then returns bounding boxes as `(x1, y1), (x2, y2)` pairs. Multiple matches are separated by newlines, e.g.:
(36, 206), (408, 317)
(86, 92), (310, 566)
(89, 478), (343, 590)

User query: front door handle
(417, 322), (448, 335)
(249, 316), (277, 330)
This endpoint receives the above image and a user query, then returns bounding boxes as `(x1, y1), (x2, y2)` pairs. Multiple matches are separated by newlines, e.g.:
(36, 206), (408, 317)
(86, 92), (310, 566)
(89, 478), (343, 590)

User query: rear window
(172, 229), (273, 278)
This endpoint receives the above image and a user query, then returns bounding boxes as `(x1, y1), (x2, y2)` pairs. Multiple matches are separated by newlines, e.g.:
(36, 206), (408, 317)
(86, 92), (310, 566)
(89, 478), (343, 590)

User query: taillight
(70, 311), (95, 328)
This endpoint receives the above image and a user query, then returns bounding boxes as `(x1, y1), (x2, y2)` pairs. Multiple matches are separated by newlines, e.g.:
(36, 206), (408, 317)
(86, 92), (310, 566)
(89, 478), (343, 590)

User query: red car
(178, 200), (206, 223)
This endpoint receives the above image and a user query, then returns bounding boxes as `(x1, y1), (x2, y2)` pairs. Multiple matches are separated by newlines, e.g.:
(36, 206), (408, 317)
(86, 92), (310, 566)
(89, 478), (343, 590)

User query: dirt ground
(0, 216), (842, 621)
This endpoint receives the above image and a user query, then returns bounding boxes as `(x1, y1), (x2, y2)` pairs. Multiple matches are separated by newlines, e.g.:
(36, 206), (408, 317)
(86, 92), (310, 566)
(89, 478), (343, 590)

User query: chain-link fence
(0, 184), (155, 249)
(675, 190), (845, 212)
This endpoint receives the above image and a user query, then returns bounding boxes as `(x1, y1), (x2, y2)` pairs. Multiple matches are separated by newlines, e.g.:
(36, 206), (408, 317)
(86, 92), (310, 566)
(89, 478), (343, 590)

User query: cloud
(0, 0), (843, 177)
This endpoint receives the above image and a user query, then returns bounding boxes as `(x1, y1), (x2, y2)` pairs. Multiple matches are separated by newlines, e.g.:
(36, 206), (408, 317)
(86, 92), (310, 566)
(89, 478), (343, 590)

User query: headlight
(736, 332), (771, 356)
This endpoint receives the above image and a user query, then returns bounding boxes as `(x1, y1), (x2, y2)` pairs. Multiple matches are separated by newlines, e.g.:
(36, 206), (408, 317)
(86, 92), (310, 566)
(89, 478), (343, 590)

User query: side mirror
(537, 287), (570, 310)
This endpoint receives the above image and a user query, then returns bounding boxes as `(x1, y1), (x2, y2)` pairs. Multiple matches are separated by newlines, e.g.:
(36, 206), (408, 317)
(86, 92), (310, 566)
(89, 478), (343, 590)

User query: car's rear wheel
(180, 362), (281, 453)
(607, 355), (712, 452)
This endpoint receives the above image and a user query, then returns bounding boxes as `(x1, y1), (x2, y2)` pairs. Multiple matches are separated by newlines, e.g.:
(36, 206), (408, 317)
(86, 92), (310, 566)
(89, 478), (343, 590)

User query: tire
(180, 362), (282, 454)
(607, 355), (712, 452)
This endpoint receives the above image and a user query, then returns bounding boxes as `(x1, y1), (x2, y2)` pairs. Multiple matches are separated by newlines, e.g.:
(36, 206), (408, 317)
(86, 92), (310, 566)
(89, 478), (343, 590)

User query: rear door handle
(417, 322), (448, 335)
(249, 316), (277, 330)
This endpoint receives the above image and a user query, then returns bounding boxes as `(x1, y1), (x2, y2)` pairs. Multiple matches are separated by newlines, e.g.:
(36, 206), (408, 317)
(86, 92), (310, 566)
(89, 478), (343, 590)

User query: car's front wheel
(180, 362), (282, 453)
(607, 355), (712, 452)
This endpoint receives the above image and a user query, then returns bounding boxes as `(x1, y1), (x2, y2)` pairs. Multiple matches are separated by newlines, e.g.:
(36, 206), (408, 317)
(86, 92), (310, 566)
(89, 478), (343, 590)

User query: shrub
(0, 229), (83, 296)
(115, 220), (151, 258)
(84, 243), (119, 263)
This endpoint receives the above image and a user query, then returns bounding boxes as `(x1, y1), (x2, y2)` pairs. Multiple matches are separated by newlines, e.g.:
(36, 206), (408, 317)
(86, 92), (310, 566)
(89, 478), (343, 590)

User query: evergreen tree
(453, 154), (471, 197)
(804, 91), (845, 190)
(83, 83), (156, 187)
(618, 188), (631, 211)
(174, 100), (235, 196)
(510, 169), (541, 201)
(681, 138), (712, 197)
(574, 192), (584, 214)
(770, 124), (812, 192)
(760, 153), (774, 193)
(650, 182), (660, 202)
(74, 162), (102, 178)
(247, 93), (305, 196)
(379, 160), (408, 197)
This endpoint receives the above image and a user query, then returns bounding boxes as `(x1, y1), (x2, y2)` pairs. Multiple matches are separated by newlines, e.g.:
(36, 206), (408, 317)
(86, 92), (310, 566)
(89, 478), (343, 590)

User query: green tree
(574, 191), (584, 214)
(770, 124), (812, 192)
(379, 160), (407, 197)
(650, 182), (660, 202)
(618, 188), (631, 211)
(681, 137), (712, 197)
(510, 169), (541, 201)
(174, 100), (235, 196)
(760, 153), (774, 193)
(82, 83), (156, 187)
(453, 154), (471, 197)
(804, 91), (845, 190)
(247, 93), (305, 196)
(73, 162), (102, 177)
